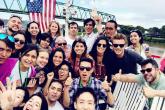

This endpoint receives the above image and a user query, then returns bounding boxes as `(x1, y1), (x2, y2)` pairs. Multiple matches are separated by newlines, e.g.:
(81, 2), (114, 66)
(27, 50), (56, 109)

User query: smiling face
(7, 17), (22, 33)
(21, 50), (37, 68)
(58, 64), (69, 81)
(53, 51), (63, 67)
(85, 21), (94, 35)
(49, 22), (59, 34)
(112, 39), (125, 58)
(39, 38), (50, 49)
(74, 42), (85, 55)
(130, 32), (141, 45)
(97, 40), (107, 54)
(47, 82), (62, 102)
(36, 51), (49, 68)
(23, 96), (42, 110)
(14, 34), (25, 50)
(141, 63), (159, 84)
(74, 92), (95, 110)
(28, 23), (40, 37)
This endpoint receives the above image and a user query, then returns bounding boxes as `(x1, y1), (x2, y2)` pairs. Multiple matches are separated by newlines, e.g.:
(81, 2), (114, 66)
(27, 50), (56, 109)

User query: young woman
(35, 49), (49, 71)
(11, 31), (26, 58)
(127, 29), (149, 59)
(25, 21), (41, 44)
(47, 20), (61, 48)
(89, 36), (110, 81)
(47, 47), (66, 78)
(37, 33), (52, 51)
(69, 38), (92, 77)
(23, 92), (48, 110)
(10, 44), (38, 86)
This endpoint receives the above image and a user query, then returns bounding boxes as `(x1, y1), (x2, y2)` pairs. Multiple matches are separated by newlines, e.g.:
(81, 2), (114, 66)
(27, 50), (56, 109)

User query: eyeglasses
(0, 33), (15, 42)
(59, 68), (68, 72)
(79, 66), (92, 71)
(140, 68), (152, 74)
(58, 43), (67, 46)
(113, 44), (125, 48)
(15, 38), (25, 45)
(97, 43), (106, 48)
(105, 27), (114, 30)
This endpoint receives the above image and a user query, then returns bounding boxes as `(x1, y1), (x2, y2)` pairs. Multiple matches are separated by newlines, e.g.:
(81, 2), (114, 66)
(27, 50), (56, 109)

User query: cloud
(73, 0), (165, 28)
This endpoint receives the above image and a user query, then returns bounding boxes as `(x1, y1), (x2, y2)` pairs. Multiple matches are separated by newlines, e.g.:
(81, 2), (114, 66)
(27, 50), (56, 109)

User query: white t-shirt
(65, 35), (77, 48)
(49, 101), (64, 110)
(83, 32), (98, 53)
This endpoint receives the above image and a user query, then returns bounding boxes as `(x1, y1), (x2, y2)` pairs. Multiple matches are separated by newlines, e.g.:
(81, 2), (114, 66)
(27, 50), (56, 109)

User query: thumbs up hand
(112, 69), (122, 82)
(142, 83), (156, 98)
(101, 76), (111, 92)
(65, 72), (73, 88)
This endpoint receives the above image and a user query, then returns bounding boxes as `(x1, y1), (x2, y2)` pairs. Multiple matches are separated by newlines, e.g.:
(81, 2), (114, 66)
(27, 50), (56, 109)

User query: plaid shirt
(69, 77), (107, 110)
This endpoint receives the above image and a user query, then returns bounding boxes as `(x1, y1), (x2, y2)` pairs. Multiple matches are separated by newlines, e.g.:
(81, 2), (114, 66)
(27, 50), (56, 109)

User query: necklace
(19, 62), (29, 86)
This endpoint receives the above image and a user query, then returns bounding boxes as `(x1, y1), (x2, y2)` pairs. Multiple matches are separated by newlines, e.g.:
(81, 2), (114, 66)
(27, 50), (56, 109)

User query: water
(147, 42), (165, 64)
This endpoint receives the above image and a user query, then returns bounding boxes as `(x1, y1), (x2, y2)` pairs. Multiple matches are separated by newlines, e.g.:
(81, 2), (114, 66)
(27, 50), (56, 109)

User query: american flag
(26, 0), (56, 32)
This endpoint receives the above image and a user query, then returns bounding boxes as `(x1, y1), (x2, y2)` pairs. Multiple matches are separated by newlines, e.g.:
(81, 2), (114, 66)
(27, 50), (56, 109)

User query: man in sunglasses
(104, 33), (144, 83)
(0, 33), (17, 84)
(63, 57), (115, 110)
(112, 58), (165, 108)
(6, 15), (22, 35)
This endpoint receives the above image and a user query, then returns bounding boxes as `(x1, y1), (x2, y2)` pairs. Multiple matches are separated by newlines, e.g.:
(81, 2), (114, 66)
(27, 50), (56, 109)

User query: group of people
(0, 14), (164, 110)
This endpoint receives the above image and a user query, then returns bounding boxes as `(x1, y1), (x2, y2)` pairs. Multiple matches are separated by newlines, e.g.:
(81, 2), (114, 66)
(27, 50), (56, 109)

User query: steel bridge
(0, 0), (115, 23)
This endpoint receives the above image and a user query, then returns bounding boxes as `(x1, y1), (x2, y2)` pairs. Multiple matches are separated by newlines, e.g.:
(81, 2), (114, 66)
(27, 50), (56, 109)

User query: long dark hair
(128, 29), (144, 46)
(89, 35), (110, 64)
(70, 38), (87, 62)
(25, 21), (41, 44)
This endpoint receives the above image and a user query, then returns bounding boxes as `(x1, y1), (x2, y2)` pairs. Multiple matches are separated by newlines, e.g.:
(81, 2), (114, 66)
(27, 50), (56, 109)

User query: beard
(8, 27), (18, 34)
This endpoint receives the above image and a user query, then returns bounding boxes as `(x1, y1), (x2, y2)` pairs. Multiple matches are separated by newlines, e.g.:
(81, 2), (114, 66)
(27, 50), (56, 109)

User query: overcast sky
(67, 0), (165, 28)
(1, 0), (164, 29)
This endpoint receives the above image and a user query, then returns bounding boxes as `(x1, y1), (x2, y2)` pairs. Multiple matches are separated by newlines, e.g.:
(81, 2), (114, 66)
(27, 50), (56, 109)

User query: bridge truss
(0, 0), (116, 23)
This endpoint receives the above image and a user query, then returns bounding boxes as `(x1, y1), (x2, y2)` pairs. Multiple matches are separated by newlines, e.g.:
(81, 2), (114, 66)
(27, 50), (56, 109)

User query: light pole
(64, 0), (73, 36)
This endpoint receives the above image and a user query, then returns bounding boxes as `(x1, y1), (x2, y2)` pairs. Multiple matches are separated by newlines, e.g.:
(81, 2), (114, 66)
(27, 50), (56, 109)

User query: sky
(62, 0), (165, 29)
(0, 0), (165, 29)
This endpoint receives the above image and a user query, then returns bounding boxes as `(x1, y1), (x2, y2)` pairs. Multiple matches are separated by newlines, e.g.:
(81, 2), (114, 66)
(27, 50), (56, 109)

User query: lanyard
(19, 62), (29, 86)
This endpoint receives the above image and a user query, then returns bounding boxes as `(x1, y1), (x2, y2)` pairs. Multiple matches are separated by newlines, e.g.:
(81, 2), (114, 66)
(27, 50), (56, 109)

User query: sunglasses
(79, 66), (92, 71)
(58, 43), (67, 46)
(15, 38), (25, 44)
(113, 44), (125, 48)
(97, 43), (106, 48)
(140, 68), (152, 74)
(0, 33), (15, 42)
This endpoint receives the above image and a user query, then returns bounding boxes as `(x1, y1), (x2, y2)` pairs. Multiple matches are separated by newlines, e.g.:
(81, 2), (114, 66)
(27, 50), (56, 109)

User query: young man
(73, 87), (97, 110)
(46, 79), (64, 110)
(6, 15), (22, 35)
(63, 57), (114, 110)
(83, 18), (102, 53)
(0, 33), (16, 84)
(65, 22), (79, 48)
(104, 33), (144, 81)
(112, 58), (165, 108)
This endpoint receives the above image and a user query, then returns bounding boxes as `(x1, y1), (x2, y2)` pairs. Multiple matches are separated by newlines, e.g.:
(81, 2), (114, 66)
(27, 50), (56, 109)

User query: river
(147, 42), (165, 64)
